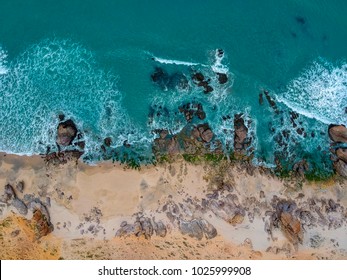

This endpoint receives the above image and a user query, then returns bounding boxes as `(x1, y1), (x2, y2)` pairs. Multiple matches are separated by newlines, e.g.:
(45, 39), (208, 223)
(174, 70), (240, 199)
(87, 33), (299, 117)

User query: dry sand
(0, 153), (346, 259)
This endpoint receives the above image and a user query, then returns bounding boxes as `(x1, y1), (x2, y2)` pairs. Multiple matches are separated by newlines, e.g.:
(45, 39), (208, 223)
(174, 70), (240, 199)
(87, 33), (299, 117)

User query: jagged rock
(328, 124), (347, 143)
(16, 181), (24, 193)
(179, 219), (204, 240)
(192, 72), (205, 82)
(198, 219), (217, 239)
(334, 160), (347, 178)
(31, 209), (54, 239)
(11, 198), (28, 215)
(44, 150), (83, 165)
(56, 119), (78, 146)
(115, 224), (135, 237)
(197, 124), (214, 143)
(336, 148), (347, 163)
(154, 221), (167, 237)
(2, 184), (16, 203)
(293, 160), (309, 176)
(229, 213), (244, 225)
(216, 73), (228, 84)
(140, 217), (154, 239)
(280, 212), (303, 245)
(234, 114), (250, 153)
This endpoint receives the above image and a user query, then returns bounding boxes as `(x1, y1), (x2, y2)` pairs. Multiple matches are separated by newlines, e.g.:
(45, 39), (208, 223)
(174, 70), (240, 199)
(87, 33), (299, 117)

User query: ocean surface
(0, 0), (346, 173)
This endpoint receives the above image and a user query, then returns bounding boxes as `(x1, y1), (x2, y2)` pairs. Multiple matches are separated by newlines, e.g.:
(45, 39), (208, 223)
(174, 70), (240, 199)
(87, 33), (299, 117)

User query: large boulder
(334, 160), (347, 178)
(56, 119), (78, 146)
(328, 124), (347, 143)
(197, 124), (214, 143)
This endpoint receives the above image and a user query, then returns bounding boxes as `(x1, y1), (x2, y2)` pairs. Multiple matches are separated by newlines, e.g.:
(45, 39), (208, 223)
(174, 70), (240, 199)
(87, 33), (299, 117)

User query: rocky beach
(0, 119), (346, 259)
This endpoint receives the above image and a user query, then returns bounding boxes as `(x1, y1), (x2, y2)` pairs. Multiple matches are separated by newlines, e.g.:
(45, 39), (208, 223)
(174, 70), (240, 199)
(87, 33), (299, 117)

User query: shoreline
(1, 151), (346, 259)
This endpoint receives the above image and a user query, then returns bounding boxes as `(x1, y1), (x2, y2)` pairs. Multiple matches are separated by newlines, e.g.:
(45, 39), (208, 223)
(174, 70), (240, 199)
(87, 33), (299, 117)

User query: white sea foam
(0, 39), (149, 159)
(277, 59), (347, 125)
(152, 56), (203, 67)
(0, 47), (8, 75)
(211, 49), (229, 74)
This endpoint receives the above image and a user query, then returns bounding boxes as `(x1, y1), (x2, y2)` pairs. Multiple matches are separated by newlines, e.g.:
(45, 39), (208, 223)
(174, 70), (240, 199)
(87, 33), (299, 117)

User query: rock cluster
(116, 216), (167, 239)
(151, 67), (189, 91)
(0, 182), (53, 239)
(192, 72), (213, 93)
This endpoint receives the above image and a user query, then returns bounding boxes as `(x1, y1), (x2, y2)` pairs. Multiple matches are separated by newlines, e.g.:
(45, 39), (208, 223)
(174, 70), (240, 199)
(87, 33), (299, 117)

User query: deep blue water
(0, 0), (346, 173)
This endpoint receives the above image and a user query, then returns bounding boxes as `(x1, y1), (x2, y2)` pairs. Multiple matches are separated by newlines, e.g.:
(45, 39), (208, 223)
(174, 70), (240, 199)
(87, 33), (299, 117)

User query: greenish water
(0, 0), (346, 172)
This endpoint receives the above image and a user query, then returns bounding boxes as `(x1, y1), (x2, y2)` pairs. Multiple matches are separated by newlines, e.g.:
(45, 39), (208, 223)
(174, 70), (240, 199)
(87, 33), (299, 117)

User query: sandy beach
(0, 152), (346, 260)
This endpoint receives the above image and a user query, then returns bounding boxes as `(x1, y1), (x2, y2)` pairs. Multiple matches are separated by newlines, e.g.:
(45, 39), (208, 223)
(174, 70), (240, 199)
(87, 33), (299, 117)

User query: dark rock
(293, 160), (309, 176)
(216, 73), (228, 84)
(197, 124), (214, 143)
(154, 221), (167, 237)
(58, 114), (65, 121)
(140, 217), (154, 239)
(3, 184), (16, 203)
(120, 221), (127, 228)
(328, 124), (347, 143)
(12, 198), (28, 215)
(259, 93), (263, 105)
(203, 85), (214, 93)
(295, 16), (306, 25)
(192, 72), (205, 82)
(151, 67), (170, 90)
(104, 137), (112, 147)
(179, 219), (204, 240)
(198, 219), (217, 239)
(115, 224), (134, 237)
(217, 49), (224, 58)
(234, 114), (250, 153)
(16, 181), (24, 193)
(56, 119), (78, 146)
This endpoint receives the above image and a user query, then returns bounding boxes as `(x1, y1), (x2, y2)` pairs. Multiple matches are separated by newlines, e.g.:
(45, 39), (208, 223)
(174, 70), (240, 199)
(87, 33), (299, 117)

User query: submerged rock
(56, 119), (78, 146)
(216, 72), (228, 84)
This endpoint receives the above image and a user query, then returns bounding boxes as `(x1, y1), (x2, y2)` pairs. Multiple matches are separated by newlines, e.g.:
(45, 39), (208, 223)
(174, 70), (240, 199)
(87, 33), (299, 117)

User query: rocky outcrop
(31, 208), (54, 239)
(56, 119), (78, 146)
(44, 150), (84, 165)
(192, 72), (213, 93)
(234, 114), (251, 154)
(179, 219), (217, 240)
(178, 103), (206, 122)
(196, 123), (214, 143)
(116, 216), (166, 239)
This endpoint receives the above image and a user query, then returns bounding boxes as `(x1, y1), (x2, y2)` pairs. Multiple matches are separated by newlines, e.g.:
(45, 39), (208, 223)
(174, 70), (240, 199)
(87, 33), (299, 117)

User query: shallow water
(0, 0), (346, 172)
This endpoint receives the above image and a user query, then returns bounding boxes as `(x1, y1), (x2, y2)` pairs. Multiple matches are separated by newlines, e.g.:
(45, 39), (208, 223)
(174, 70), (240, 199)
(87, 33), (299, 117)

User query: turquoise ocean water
(0, 0), (346, 172)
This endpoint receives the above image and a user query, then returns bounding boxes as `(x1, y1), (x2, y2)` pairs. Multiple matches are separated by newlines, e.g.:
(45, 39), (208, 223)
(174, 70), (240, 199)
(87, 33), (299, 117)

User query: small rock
(16, 181), (24, 193)
(11, 230), (20, 238)
(216, 73), (228, 84)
